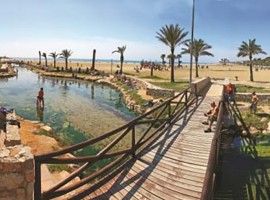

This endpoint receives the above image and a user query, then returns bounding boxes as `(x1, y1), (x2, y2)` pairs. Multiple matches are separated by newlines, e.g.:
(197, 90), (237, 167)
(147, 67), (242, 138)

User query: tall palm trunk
(249, 54), (253, 81)
(45, 57), (47, 66)
(38, 51), (41, 64)
(120, 55), (124, 74)
(53, 59), (56, 68)
(195, 58), (199, 77)
(65, 58), (68, 70)
(170, 48), (175, 82)
(91, 49), (96, 70)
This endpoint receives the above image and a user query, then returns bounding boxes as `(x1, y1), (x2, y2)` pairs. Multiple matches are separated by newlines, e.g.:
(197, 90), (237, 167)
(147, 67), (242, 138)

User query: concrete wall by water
(0, 112), (34, 200)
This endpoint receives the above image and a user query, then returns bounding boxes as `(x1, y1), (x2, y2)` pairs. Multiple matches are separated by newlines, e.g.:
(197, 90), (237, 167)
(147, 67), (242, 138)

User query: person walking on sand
(37, 87), (44, 107)
(250, 91), (259, 113)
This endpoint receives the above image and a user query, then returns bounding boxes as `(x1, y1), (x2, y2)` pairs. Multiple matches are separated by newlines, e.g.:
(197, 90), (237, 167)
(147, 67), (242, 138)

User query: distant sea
(14, 57), (148, 64)
(13, 57), (215, 65)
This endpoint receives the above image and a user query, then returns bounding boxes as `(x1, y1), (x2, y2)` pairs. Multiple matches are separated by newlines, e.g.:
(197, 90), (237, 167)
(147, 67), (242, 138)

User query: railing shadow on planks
(34, 85), (200, 199)
(201, 87), (225, 200)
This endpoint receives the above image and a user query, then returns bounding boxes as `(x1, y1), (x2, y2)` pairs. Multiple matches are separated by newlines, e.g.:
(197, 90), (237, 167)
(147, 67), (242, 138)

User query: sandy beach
(28, 60), (270, 87)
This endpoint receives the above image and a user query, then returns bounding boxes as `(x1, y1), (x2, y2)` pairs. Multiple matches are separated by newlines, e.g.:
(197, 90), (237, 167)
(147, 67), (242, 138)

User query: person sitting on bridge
(202, 101), (219, 133)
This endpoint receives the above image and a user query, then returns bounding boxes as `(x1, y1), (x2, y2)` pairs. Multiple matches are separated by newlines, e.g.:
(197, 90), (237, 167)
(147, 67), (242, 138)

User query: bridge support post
(168, 101), (171, 118)
(34, 161), (42, 200)
(131, 126), (136, 158)
(185, 90), (188, 107)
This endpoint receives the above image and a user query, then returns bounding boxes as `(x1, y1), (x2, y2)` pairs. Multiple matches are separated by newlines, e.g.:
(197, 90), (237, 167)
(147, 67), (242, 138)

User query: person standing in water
(37, 87), (44, 107)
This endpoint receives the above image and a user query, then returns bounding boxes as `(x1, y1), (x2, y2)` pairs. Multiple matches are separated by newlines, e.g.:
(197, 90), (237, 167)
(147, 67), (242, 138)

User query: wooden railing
(200, 88), (225, 200)
(34, 86), (198, 199)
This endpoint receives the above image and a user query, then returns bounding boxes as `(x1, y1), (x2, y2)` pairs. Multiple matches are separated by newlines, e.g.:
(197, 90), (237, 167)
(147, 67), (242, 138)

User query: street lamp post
(189, 0), (195, 86)
(111, 59), (113, 75)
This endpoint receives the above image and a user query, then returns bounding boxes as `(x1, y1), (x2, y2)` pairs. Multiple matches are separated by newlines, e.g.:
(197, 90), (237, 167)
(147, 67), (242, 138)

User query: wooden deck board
(139, 154), (207, 175)
(134, 160), (204, 192)
(137, 156), (206, 180)
(129, 164), (201, 199)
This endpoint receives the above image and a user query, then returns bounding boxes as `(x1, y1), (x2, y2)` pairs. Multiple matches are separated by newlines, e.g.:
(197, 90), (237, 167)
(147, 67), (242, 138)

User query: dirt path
(18, 117), (61, 155)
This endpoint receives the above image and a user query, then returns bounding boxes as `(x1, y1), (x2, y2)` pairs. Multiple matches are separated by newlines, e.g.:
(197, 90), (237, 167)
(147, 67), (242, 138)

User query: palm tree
(176, 54), (182, 67)
(156, 24), (189, 82)
(182, 39), (214, 77)
(38, 51), (41, 65)
(237, 39), (267, 81)
(49, 52), (59, 68)
(60, 49), (73, 70)
(220, 58), (229, 66)
(91, 49), (96, 70)
(42, 53), (47, 66)
(112, 45), (126, 74)
(160, 54), (166, 65)
(167, 54), (176, 66)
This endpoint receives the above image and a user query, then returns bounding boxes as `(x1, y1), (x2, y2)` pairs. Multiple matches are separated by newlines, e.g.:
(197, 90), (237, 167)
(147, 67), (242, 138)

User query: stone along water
(0, 67), (136, 155)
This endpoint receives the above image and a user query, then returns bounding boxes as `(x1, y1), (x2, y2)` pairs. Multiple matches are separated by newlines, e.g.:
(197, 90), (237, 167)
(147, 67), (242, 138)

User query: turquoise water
(0, 67), (136, 150)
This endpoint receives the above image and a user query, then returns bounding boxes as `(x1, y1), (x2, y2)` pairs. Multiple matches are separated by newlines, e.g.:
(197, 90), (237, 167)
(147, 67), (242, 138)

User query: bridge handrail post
(131, 126), (136, 157)
(184, 90), (188, 107)
(34, 161), (42, 200)
(168, 100), (171, 119)
(201, 97), (225, 200)
(194, 83), (198, 97)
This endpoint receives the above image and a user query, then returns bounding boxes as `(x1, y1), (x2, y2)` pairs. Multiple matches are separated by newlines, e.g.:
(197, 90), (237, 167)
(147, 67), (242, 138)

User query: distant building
(0, 63), (9, 72)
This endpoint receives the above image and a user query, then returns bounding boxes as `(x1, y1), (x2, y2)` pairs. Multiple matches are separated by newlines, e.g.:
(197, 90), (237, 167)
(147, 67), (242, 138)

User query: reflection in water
(36, 107), (44, 122)
(91, 84), (94, 99)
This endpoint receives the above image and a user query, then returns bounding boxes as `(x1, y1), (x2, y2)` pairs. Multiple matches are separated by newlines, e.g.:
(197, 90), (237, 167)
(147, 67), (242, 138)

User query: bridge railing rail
(201, 87), (225, 200)
(34, 85), (199, 199)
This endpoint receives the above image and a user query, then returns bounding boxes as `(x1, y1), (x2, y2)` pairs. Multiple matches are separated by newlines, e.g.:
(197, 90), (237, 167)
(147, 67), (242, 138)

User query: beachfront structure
(0, 63), (8, 72)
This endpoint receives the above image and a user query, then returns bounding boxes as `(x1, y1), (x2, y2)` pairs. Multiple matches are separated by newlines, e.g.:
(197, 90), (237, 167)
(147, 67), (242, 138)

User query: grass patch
(116, 82), (145, 105)
(122, 72), (135, 76)
(139, 75), (165, 80)
(242, 112), (270, 132)
(255, 144), (270, 157)
(148, 81), (189, 92)
(236, 84), (270, 93)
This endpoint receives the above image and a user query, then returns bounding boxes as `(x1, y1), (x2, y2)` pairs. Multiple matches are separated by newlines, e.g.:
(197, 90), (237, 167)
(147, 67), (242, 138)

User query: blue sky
(0, 0), (269, 63)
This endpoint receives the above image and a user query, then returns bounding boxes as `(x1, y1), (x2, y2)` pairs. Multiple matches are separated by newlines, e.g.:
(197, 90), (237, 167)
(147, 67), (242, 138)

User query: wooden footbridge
(34, 78), (224, 200)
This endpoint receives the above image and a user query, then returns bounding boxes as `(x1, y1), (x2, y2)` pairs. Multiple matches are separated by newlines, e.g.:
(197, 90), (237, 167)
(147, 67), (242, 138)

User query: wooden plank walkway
(71, 84), (223, 200)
